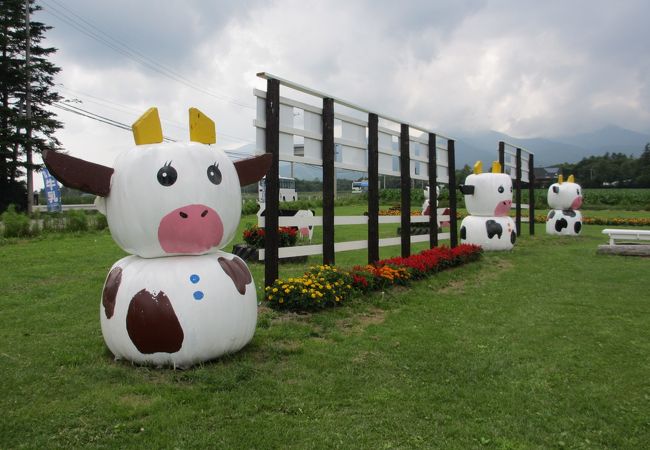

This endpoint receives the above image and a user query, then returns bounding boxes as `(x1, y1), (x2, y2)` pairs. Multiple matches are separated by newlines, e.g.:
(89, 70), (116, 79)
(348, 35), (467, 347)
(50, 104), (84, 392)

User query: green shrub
(94, 214), (108, 230)
(242, 199), (260, 215)
(42, 212), (65, 232)
(1, 205), (32, 238)
(283, 198), (321, 210)
(66, 210), (88, 232)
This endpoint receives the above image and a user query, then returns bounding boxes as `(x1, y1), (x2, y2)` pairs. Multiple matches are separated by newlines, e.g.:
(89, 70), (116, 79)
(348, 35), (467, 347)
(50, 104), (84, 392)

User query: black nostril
(179, 212), (188, 219)
(201, 210), (208, 217)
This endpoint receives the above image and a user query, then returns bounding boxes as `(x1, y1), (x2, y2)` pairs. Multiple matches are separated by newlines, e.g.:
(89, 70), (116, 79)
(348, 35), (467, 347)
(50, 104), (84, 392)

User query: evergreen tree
(0, 0), (61, 213)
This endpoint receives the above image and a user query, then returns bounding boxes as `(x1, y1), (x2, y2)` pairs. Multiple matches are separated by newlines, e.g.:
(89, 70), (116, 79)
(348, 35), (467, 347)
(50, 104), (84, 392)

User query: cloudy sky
(33, 0), (650, 187)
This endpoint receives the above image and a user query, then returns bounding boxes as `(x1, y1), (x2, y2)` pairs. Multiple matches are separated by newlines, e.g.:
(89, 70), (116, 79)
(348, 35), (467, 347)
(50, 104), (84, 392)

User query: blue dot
(190, 274), (200, 284)
(193, 291), (204, 301)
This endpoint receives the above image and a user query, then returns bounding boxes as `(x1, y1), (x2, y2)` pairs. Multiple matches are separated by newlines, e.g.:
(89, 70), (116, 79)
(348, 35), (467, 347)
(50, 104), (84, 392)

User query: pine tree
(0, 0), (62, 213)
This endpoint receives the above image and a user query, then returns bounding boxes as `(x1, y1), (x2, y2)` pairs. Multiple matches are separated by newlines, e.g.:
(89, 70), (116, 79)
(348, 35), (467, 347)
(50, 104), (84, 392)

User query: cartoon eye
(510, 186), (513, 193)
(577, 189), (580, 195)
(207, 163), (222, 185)
(157, 162), (177, 187)
(498, 186), (504, 193)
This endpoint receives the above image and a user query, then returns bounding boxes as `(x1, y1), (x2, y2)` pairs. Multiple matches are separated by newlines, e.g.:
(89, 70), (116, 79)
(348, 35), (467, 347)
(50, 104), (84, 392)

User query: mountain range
(453, 125), (650, 169)
(227, 125), (650, 180)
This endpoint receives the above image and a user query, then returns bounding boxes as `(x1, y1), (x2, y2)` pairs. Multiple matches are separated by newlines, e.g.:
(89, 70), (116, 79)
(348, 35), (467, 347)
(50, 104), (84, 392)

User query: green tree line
(557, 144), (650, 188)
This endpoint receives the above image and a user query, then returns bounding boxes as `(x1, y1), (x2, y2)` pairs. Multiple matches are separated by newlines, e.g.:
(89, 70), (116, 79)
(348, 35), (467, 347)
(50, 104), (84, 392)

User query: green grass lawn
(1, 218), (649, 448)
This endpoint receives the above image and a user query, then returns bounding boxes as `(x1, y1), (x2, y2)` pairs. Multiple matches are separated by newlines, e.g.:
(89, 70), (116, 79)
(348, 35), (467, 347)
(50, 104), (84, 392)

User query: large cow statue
(44, 107), (272, 368)
(546, 174), (583, 236)
(458, 161), (516, 251)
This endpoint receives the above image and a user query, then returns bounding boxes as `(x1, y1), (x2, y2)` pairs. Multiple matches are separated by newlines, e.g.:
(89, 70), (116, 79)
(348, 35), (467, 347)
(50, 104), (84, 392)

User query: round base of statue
(546, 209), (582, 236)
(460, 215), (516, 251)
(100, 252), (257, 368)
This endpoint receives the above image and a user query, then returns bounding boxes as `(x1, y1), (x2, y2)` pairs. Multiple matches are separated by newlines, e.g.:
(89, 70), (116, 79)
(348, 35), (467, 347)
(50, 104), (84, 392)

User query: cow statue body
(459, 161), (516, 251)
(44, 107), (272, 368)
(546, 174), (583, 236)
(421, 185), (440, 216)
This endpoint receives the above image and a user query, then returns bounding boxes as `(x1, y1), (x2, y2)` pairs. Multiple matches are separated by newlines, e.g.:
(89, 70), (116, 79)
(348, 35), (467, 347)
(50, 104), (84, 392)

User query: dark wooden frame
(260, 75), (458, 286)
(367, 113), (380, 263)
(448, 140), (458, 248)
(322, 98), (335, 265)
(400, 124), (411, 257)
(497, 140), (535, 237)
(428, 133), (438, 248)
(264, 78), (280, 286)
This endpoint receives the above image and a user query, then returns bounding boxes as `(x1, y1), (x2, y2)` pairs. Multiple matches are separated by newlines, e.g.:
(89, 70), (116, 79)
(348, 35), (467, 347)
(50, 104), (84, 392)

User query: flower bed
(263, 244), (483, 312)
(264, 265), (354, 311)
(533, 215), (650, 226)
(243, 225), (297, 248)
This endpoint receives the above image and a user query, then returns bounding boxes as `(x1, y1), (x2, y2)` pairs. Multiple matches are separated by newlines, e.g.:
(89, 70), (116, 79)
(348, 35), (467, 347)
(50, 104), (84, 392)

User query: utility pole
(25, 0), (33, 214)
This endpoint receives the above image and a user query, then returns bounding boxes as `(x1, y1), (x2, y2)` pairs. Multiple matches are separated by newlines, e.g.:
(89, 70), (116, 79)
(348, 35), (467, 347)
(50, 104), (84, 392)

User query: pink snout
(571, 196), (583, 210)
(494, 200), (512, 216)
(158, 204), (223, 254)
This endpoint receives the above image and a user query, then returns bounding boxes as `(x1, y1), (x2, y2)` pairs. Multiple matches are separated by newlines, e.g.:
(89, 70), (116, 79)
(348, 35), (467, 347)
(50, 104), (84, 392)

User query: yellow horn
(132, 107), (163, 145)
(189, 107), (216, 144)
(567, 174), (575, 183)
(473, 161), (483, 175)
(558, 174), (564, 184)
(492, 161), (502, 173)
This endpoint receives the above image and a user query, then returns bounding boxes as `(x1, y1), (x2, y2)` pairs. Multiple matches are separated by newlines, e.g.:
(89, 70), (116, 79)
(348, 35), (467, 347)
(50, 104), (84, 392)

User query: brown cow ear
(43, 150), (114, 197)
(234, 153), (273, 187)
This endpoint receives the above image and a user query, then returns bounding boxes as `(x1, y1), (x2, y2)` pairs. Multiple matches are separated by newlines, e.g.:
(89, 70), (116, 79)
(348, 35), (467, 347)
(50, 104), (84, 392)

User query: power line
(51, 102), (256, 160)
(42, 1), (255, 112)
(53, 102), (178, 142)
(57, 86), (256, 145)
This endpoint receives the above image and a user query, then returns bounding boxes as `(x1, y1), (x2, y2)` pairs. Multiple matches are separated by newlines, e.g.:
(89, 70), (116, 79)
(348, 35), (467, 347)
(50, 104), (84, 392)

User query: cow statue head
(43, 107), (272, 258)
(547, 174), (582, 210)
(459, 161), (513, 217)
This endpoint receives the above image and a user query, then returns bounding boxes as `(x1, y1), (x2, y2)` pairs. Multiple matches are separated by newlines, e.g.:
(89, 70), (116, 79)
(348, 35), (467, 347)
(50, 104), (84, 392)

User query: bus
(351, 180), (369, 193)
(258, 176), (297, 203)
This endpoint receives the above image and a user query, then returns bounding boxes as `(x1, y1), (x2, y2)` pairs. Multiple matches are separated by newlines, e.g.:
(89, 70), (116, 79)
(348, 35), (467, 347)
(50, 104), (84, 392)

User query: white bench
(602, 228), (650, 246)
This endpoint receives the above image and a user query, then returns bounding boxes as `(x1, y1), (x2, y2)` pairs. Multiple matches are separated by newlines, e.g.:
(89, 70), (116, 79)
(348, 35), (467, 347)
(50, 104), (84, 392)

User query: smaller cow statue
(421, 185), (439, 216)
(43, 107), (272, 368)
(458, 161), (516, 251)
(546, 174), (583, 236)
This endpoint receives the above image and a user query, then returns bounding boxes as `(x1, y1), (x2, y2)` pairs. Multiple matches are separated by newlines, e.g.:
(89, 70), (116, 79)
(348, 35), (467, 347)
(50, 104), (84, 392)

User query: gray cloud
(29, 0), (650, 190)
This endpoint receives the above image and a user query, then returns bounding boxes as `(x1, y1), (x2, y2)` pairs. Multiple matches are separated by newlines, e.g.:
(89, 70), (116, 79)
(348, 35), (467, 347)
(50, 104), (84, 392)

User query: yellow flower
(272, 288), (278, 293)
(311, 293), (316, 298)
(284, 289), (290, 294)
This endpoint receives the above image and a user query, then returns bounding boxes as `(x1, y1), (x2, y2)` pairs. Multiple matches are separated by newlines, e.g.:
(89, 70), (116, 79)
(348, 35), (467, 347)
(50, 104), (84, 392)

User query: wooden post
(264, 78), (280, 287)
(498, 141), (505, 173)
(322, 98), (335, 265)
(400, 124), (411, 257)
(515, 147), (522, 236)
(367, 113), (379, 263)
(448, 139), (458, 248)
(529, 153), (535, 235)
(428, 133), (438, 248)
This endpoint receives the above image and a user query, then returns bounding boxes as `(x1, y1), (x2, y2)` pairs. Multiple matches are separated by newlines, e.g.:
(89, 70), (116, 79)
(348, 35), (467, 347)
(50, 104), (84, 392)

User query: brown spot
(126, 289), (184, 354)
(218, 256), (252, 295)
(337, 308), (386, 336)
(102, 266), (122, 319)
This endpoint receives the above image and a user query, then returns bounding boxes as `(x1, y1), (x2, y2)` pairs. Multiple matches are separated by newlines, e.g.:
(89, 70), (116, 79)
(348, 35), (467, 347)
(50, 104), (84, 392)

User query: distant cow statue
(459, 161), (516, 251)
(44, 107), (272, 368)
(546, 174), (583, 236)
